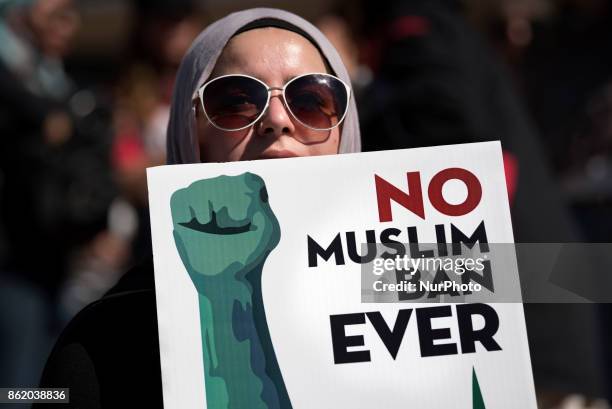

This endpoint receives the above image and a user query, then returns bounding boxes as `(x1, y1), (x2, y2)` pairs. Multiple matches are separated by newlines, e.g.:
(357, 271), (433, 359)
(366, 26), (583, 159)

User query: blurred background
(0, 0), (611, 408)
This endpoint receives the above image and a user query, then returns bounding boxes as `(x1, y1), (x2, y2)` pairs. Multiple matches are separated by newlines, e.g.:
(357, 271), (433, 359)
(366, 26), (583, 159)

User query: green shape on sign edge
(473, 367), (486, 409)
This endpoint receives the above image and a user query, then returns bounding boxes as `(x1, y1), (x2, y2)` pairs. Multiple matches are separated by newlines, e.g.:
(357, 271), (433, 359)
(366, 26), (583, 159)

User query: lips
(256, 149), (298, 160)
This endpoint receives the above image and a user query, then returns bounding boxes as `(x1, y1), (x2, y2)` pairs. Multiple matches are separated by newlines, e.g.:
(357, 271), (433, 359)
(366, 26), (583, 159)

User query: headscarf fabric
(166, 7), (361, 164)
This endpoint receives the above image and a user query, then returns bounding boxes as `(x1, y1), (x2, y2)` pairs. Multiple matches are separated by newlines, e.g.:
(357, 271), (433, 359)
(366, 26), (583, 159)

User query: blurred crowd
(0, 0), (611, 408)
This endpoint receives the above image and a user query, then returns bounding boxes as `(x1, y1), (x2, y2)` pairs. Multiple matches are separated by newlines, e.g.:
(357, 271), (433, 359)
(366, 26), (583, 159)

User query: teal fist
(171, 173), (281, 291)
(170, 173), (290, 409)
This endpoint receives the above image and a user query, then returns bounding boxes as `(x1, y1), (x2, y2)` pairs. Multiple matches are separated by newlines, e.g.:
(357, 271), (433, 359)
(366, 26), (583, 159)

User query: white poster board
(148, 141), (536, 409)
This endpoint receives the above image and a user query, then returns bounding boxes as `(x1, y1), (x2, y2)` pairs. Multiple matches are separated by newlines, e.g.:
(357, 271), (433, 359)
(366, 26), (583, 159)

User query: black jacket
(36, 259), (163, 408)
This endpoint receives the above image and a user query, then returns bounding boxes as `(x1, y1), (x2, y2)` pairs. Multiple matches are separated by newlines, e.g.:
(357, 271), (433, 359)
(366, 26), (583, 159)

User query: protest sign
(147, 141), (536, 408)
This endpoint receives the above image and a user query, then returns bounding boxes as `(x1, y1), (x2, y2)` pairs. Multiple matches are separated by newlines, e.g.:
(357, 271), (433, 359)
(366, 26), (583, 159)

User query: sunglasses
(196, 73), (351, 139)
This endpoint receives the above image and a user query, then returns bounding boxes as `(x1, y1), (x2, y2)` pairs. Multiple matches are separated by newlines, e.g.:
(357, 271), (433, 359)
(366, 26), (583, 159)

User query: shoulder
(105, 257), (156, 295)
(59, 257), (158, 345)
(38, 258), (163, 408)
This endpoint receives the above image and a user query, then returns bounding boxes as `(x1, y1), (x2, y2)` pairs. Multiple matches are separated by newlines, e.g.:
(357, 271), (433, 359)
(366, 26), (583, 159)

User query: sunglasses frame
(196, 72), (351, 132)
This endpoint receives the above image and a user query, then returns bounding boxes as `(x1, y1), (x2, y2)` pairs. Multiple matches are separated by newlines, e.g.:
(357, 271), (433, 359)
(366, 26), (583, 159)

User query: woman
(37, 8), (360, 409)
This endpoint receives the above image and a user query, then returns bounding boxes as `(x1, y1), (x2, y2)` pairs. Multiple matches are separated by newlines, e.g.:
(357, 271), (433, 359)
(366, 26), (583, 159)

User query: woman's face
(196, 27), (341, 162)
(29, 0), (80, 58)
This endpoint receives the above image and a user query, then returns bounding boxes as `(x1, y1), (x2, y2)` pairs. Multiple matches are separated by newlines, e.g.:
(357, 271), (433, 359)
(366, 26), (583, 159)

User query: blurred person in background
(58, 1), (205, 321)
(516, 0), (612, 176)
(0, 0), (116, 391)
(354, 0), (607, 406)
(566, 81), (612, 406)
(111, 0), (204, 264)
(473, 0), (612, 242)
(58, 0), (205, 327)
(471, 0), (612, 402)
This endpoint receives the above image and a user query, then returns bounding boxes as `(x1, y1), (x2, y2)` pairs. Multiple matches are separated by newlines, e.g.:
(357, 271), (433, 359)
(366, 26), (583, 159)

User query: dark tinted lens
(203, 76), (268, 130)
(285, 74), (348, 129)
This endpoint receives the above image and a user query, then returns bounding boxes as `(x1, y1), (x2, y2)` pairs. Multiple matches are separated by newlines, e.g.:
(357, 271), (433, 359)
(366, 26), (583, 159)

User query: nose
(256, 92), (295, 138)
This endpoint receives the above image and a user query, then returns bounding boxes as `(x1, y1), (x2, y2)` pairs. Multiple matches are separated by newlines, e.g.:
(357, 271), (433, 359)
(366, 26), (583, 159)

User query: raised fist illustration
(171, 173), (291, 409)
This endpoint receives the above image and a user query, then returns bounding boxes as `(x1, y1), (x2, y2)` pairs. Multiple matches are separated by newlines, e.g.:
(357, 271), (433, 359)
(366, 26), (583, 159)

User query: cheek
(198, 121), (252, 162)
(288, 128), (340, 157)
(331, 128), (341, 153)
(313, 128), (341, 155)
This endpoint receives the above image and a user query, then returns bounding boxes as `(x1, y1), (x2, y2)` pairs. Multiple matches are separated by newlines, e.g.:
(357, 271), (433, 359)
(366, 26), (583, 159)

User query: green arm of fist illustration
(171, 173), (291, 409)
